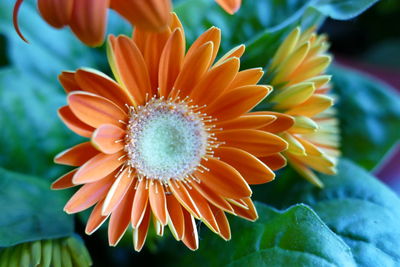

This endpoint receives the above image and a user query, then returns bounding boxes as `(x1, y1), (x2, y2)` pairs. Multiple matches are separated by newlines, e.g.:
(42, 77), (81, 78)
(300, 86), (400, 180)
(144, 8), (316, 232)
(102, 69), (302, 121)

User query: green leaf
(176, 203), (356, 266)
(283, 159), (400, 266)
(331, 65), (400, 170)
(312, 0), (380, 20)
(0, 167), (73, 247)
(0, 67), (82, 179)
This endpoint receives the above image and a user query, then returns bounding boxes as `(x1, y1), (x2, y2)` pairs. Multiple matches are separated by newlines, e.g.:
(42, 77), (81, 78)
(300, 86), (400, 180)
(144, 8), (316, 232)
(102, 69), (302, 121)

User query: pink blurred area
(337, 56), (400, 191)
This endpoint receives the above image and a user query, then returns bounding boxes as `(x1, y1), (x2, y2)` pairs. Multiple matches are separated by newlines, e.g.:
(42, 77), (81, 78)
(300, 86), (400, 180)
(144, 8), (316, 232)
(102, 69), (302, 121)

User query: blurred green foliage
(331, 65), (400, 170)
(0, 167), (73, 247)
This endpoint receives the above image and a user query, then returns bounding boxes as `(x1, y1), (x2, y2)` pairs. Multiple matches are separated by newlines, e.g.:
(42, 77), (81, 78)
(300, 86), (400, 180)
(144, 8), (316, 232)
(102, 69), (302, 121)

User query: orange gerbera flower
(266, 27), (340, 187)
(13, 0), (171, 46)
(13, 0), (241, 47)
(52, 13), (288, 251)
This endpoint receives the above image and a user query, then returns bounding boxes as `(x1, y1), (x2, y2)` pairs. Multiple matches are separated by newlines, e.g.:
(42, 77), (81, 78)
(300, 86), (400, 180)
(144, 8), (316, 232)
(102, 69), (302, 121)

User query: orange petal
(37, 0), (73, 28)
(133, 27), (171, 94)
(131, 179), (149, 228)
(169, 12), (185, 35)
(168, 180), (201, 218)
(166, 195), (185, 240)
(59, 71), (80, 93)
(257, 111), (295, 133)
(102, 169), (133, 216)
(133, 204), (151, 252)
(227, 68), (264, 90)
(111, 0), (171, 32)
(110, 35), (152, 106)
(214, 147), (275, 184)
(190, 179), (234, 214)
(205, 85), (271, 121)
(170, 41), (213, 98)
(259, 153), (287, 171)
(197, 158), (251, 199)
(209, 205), (231, 240)
(69, 0), (108, 46)
(54, 142), (99, 166)
(190, 57), (240, 107)
(149, 180), (168, 225)
(68, 91), (128, 128)
(58, 106), (95, 138)
(51, 169), (77, 190)
(231, 197), (258, 221)
(187, 188), (219, 233)
(72, 151), (125, 184)
(215, 0), (241, 14)
(216, 129), (288, 157)
(108, 185), (135, 246)
(215, 45), (245, 66)
(85, 199), (109, 235)
(64, 174), (114, 214)
(216, 114), (276, 130)
(92, 124), (125, 154)
(186, 27), (221, 65)
(75, 68), (135, 108)
(158, 28), (185, 97)
(181, 209), (199, 251)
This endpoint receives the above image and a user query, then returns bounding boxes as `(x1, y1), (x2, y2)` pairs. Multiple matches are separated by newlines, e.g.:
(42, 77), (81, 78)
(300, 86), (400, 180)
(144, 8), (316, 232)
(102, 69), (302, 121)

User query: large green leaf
(331, 65), (400, 170)
(313, 0), (380, 20)
(175, 203), (356, 267)
(283, 159), (400, 267)
(0, 167), (73, 247)
(0, 67), (81, 178)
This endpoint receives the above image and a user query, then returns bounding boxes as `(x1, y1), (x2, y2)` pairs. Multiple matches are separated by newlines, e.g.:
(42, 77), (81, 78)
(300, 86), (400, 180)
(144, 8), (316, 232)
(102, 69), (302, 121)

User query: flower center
(126, 99), (208, 181)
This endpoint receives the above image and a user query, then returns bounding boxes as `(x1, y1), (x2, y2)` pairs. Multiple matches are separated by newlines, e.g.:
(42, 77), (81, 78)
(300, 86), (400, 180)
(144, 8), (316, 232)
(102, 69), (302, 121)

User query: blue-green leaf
(0, 167), (73, 247)
(175, 203), (356, 266)
(283, 159), (400, 266)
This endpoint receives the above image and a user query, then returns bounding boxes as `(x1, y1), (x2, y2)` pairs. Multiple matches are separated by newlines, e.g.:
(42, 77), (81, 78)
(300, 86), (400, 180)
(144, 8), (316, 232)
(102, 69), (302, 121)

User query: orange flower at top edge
(52, 13), (290, 251)
(13, 0), (172, 46)
(13, 0), (241, 47)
